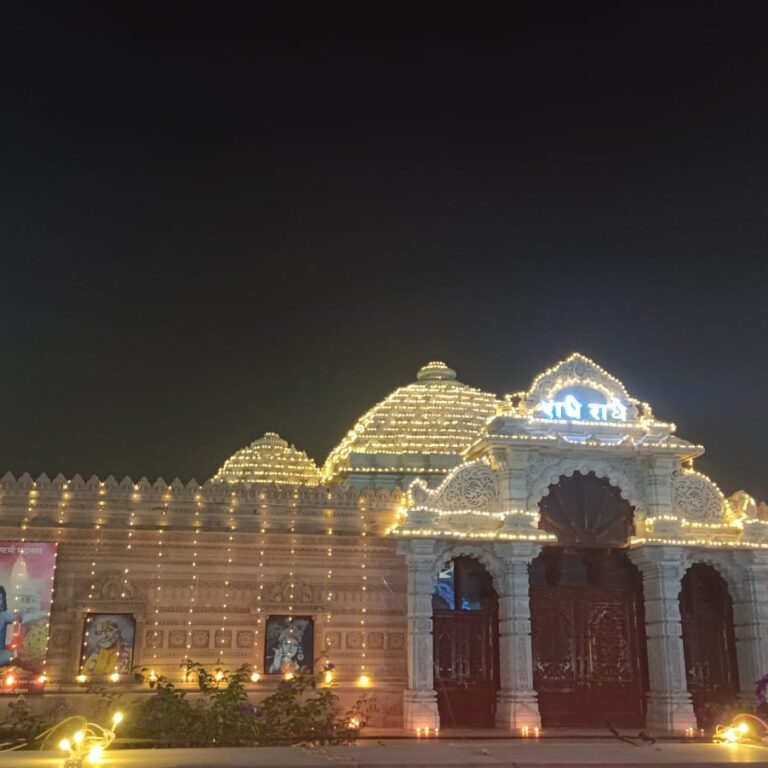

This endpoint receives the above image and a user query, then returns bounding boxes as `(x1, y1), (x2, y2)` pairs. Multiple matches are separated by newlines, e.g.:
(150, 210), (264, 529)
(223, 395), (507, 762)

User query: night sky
(1, 6), (766, 498)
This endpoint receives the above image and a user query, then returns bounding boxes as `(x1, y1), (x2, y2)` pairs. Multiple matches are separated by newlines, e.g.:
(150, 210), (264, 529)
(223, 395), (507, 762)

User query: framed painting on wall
(0, 541), (58, 693)
(80, 613), (136, 678)
(264, 615), (313, 675)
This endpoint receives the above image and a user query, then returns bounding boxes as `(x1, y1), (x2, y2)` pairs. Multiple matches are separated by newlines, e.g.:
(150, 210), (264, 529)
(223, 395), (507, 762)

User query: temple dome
(322, 362), (500, 487)
(212, 432), (321, 486)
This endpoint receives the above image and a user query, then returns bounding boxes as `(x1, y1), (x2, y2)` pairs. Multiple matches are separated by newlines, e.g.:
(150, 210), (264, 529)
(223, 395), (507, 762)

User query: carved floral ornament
(394, 450), (768, 547)
(393, 460), (549, 541)
(672, 470), (727, 523)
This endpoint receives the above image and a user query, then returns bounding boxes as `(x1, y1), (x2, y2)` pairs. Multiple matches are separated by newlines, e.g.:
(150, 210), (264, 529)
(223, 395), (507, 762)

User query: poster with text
(0, 541), (57, 692)
(264, 616), (314, 675)
(80, 613), (136, 678)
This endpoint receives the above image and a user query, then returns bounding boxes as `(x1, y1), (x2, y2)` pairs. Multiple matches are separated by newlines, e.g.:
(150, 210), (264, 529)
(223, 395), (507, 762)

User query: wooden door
(434, 609), (498, 727)
(680, 563), (739, 728)
(530, 548), (647, 727)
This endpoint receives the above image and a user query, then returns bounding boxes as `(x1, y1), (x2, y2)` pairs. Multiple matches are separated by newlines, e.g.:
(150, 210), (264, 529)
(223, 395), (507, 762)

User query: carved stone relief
(264, 580), (323, 606)
(346, 631), (363, 649)
(367, 631), (384, 650)
(387, 632), (405, 651)
(672, 472), (725, 523)
(51, 629), (71, 649)
(433, 461), (499, 511)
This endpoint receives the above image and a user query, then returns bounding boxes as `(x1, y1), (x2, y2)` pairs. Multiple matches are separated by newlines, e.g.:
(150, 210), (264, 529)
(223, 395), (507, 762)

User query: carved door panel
(530, 549), (647, 728)
(680, 564), (739, 728)
(434, 610), (498, 727)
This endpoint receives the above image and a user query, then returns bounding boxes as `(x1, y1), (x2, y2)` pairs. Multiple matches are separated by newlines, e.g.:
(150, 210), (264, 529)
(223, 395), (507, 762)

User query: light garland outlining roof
(322, 362), (500, 484)
(211, 432), (321, 486)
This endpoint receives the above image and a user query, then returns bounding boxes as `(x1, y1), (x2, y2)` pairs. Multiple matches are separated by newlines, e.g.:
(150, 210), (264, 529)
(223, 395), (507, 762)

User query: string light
(358, 497), (370, 687)
(184, 504), (201, 675)
(80, 498), (105, 682)
(150, 504), (166, 674)
(218, 512), (236, 668)
(212, 432), (320, 485)
(323, 362), (500, 483)
(253, 493), (268, 675)
(37, 711), (124, 764)
(288, 494), (297, 620)
(324, 500), (334, 662)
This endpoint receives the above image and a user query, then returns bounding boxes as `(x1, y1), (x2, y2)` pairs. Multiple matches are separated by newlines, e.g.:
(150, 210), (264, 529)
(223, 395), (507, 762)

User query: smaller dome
(211, 432), (320, 486)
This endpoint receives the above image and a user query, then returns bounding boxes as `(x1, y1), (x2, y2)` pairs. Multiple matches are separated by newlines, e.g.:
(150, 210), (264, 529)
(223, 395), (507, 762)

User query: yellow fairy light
(250, 671), (261, 683)
(324, 505), (334, 658)
(184, 508), (200, 673)
(211, 432), (320, 485)
(359, 497), (369, 684)
(218, 518), (235, 668)
(47, 710), (123, 765)
(149, 502), (167, 672)
(322, 362), (499, 483)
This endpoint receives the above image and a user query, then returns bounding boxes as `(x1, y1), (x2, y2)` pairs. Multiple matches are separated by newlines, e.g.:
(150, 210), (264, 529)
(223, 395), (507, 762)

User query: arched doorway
(680, 563), (739, 728)
(432, 556), (499, 727)
(530, 472), (648, 727)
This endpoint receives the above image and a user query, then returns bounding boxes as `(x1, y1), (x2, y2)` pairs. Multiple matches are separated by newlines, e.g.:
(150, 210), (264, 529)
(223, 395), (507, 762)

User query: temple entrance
(530, 472), (648, 727)
(432, 556), (499, 727)
(680, 563), (739, 728)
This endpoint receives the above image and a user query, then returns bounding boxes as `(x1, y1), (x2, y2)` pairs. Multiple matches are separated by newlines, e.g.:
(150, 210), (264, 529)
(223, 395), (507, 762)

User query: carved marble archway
(432, 543), (503, 588)
(527, 456), (647, 516)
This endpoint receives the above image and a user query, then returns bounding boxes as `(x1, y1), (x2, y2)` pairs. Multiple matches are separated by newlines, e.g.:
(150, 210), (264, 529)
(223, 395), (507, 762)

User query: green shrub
(0, 696), (69, 750)
(125, 659), (367, 748)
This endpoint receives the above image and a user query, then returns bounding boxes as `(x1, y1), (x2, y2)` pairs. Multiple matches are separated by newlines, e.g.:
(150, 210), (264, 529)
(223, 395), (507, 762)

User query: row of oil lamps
(416, 726), (540, 737)
(65, 667), (369, 686)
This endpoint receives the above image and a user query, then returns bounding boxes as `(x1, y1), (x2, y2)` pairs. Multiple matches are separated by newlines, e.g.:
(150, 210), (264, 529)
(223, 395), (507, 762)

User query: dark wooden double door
(433, 557), (499, 727)
(434, 609), (498, 727)
(680, 563), (740, 727)
(530, 547), (648, 728)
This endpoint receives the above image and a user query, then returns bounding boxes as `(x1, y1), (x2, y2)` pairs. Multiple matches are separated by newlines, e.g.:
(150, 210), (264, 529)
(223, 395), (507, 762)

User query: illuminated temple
(1, 354), (767, 733)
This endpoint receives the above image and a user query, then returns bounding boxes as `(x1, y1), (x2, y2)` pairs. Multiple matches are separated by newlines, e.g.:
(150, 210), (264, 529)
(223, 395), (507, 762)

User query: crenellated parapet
(0, 471), (404, 535)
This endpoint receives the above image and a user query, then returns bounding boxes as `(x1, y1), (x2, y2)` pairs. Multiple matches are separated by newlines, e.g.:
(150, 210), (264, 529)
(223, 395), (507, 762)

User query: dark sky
(1, 6), (766, 498)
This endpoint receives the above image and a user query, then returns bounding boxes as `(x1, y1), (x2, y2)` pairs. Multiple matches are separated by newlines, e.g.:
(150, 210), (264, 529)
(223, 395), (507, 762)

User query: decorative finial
(416, 361), (456, 381)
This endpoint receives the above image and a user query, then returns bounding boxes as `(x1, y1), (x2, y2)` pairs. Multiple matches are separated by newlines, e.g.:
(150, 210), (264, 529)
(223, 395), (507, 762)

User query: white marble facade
(391, 355), (768, 732)
(1, 354), (766, 733)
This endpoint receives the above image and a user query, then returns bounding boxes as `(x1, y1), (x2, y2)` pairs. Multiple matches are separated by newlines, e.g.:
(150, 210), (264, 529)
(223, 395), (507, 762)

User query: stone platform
(6, 739), (768, 767)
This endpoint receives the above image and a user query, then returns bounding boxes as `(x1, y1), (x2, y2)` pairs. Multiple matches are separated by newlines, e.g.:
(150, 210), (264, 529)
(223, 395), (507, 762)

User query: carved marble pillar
(494, 541), (541, 729)
(399, 539), (440, 730)
(629, 545), (697, 733)
(727, 551), (768, 708)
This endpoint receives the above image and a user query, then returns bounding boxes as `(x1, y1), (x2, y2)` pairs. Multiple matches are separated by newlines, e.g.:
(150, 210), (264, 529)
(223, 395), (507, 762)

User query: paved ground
(5, 739), (768, 767)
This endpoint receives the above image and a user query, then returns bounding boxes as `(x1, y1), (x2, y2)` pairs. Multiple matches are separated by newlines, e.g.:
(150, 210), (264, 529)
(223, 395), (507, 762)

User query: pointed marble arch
(679, 549), (741, 598)
(526, 455), (647, 515)
(431, 542), (504, 590)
